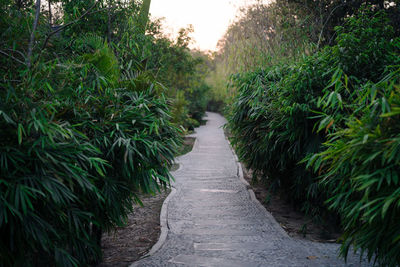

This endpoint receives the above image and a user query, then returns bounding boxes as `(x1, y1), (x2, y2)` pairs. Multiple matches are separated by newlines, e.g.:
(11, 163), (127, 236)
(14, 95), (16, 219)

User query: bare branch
(5, 48), (26, 60)
(0, 49), (27, 66)
(41, 2), (99, 50)
(317, 3), (346, 49)
(107, 0), (112, 43)
(26, 0), (41, 68)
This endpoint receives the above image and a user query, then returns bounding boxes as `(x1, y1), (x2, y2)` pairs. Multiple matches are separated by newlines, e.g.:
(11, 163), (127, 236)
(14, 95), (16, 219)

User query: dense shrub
(228, 7), (400, 264)
(0, 1), (186, 266)
(228, 59), (329, 215)
(0, 97), (105, 266)
(308, 69), (400, 266)
(0, 52), (180, 267)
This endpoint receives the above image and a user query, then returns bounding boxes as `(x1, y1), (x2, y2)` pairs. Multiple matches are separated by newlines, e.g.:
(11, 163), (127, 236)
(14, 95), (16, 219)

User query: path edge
(129, 137), (198, 266)
(129, 187), (176, 267)
(148, 186), (176, 255)
(224, 130), (289, 238)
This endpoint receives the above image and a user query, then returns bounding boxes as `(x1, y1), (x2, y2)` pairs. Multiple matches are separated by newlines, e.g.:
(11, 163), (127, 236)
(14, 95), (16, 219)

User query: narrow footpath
(131, 112), (369, 267)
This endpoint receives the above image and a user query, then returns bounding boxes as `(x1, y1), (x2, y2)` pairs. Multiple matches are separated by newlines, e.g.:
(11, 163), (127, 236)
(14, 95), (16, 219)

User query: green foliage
(0, 97), (104, 266)
(227, 62), (328, 214)
(207, 0), (320, 111)
(0, 0), (192, 266)
(171, 90), (189, 127)
(332, 9), (400, 82)
(146, 25), (210, 129)
(186, 82), (210, 122)
(228, 7), (400, 264)
(308, 70), (400, 266)
(79, 35), (120, 83)
(136, 0), (151, 35)
(284, 0), (400, 47)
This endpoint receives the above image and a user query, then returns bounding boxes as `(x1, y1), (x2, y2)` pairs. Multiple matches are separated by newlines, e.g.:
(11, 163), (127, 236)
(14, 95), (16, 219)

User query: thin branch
(41, 2), (99, 50)
(316, 3), (346, 49)
(107, 0), (112, 43)
(1, 79), (21, 83)
(0, 49), (27, 66)
(26, 0), (41, 68)
(5, 48), (26, 60)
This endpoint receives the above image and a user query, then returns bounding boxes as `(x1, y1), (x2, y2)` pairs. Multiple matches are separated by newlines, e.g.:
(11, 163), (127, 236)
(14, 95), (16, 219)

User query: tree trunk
(48, 0), (52, 27)
(107, 0), (112, 43)
(137, 0), (151, 35)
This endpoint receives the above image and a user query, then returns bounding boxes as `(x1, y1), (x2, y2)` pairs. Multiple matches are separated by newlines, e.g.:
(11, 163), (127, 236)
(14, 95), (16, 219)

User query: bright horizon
(150, 0), (266, 52)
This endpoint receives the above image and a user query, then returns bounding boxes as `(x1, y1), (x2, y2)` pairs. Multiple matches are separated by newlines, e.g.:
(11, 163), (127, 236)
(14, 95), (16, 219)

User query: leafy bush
(146, 26), (210, 129)
(0, 1), (183, 266)
(207, 0), (321, 110)
(0, 96), (105, 266)
(308, 69), (400, 266)
(227, 60), (329, 215)
(0, 56), (180, 267)
(228, 7), (400, 263)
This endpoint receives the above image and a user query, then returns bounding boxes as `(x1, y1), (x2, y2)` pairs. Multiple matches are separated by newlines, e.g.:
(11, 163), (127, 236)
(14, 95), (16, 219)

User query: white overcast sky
(150, 0), (266, 51)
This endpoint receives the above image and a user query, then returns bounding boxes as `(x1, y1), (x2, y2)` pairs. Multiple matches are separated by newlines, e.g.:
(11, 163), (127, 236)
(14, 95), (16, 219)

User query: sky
(150, 0), (263, 51)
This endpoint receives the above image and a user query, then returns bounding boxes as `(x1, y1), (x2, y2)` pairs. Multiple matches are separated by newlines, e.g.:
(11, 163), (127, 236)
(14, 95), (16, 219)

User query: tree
(137, 0), (151, 35)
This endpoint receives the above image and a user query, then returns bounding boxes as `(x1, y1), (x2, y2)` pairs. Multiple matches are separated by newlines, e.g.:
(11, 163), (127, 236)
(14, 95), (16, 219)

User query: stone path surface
(131, 112), (370, 267)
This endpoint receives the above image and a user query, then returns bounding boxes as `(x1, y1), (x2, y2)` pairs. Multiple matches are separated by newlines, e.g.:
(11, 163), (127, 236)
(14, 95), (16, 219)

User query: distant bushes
(206, 0), (322, 110)
(147, 26), (210, 130)
(228, 8), (400, 265)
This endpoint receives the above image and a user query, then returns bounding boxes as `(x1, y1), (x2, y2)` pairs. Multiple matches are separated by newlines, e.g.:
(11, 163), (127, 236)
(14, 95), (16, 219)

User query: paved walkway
(132, 112), (369, 267)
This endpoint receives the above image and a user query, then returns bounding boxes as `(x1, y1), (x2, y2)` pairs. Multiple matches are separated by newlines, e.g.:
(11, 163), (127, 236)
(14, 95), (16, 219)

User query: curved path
(131, 112), (369, 267)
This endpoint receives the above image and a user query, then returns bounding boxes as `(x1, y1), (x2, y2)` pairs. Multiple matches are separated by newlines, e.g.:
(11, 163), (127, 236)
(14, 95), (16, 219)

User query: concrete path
(131, 112), (370, 267)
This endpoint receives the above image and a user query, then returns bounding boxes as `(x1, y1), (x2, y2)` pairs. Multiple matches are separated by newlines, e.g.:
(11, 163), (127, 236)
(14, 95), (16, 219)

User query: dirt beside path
(99, 122), (342, 266)
(98, 190), (170, 267)
(131, 112), (368, 266)
(242, 167), (341, 243)
(99, 137), (195, 267)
